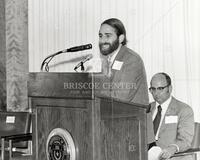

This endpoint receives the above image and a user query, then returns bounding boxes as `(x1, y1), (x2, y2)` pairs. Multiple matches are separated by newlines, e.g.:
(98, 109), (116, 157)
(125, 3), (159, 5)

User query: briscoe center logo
(46, 128), (76, 160)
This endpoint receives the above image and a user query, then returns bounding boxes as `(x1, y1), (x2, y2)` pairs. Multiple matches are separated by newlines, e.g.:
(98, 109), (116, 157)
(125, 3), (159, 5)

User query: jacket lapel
(158, 97), (177, 134)
(150, 102), (156, 117)
(110, 46), (126, 81)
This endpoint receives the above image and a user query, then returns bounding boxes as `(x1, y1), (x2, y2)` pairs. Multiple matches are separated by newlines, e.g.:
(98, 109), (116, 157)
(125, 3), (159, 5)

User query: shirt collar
(156, 96), (172, 113)
(108, 45), (122, 64)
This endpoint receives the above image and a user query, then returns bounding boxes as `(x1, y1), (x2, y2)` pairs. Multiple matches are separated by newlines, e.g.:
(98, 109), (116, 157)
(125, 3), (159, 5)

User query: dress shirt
(108, 45), (121, 65)
(152, 96), (172, 140)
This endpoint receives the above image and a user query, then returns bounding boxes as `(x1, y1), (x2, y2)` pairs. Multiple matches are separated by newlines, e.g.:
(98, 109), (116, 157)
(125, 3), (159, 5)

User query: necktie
(153, 105), (162, 135)
(102, 56), (112, 77)
(101, 57), (112, 77)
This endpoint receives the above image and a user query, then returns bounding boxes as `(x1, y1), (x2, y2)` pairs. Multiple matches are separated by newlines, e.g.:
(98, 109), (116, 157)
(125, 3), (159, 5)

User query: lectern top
(28, 72), (94, 99)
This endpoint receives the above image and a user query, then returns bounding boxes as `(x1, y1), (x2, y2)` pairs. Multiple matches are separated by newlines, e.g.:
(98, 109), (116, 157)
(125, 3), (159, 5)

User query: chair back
(191, 122), (200, 149)
(0, 111), (32, 148)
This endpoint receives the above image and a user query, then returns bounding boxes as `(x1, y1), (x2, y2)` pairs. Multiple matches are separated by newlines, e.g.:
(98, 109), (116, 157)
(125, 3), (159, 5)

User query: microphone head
(85, 44), (92, 49)
(66, 43), (92, 52)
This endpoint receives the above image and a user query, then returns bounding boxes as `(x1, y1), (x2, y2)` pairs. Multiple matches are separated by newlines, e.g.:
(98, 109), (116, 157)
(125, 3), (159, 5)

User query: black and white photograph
(0, 0), (200, 160)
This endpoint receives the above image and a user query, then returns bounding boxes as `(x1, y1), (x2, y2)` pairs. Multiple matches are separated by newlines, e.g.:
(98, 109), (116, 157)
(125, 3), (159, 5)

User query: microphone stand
(41, 44), (92, 72)
(74, 62), (85, 72)
(40, 51), (63, 72)
(80, 62), (85, 71)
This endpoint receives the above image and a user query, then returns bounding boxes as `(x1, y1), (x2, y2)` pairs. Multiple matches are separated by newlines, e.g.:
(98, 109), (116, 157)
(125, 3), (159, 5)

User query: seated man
(148, 72), (194, 160)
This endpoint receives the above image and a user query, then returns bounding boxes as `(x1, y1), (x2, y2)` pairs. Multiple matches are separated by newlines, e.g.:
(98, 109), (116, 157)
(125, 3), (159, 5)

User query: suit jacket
(96, 45), (149, 105)
(149, 97), (195, 160)
(95, 46), (155, 144)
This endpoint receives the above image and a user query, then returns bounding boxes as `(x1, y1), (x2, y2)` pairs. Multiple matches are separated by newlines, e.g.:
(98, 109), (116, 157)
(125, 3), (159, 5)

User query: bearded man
(96, 18), (155, 145)
(98, 18), (148, 105)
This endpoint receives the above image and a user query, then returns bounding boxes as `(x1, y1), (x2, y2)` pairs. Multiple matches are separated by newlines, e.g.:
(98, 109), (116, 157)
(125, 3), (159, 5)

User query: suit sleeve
(174, 106), (194, 152)
(147, 112), (156, 144)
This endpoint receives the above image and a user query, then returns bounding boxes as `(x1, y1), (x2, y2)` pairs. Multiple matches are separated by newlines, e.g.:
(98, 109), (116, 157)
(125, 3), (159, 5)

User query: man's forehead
(99, 24), (116, 33)
(151, 74), (167, 85)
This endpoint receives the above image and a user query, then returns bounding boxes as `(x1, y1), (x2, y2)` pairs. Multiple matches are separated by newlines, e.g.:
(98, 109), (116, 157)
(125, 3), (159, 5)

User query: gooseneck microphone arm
(40, 51), (63, 72)
(40, 44), (92, 72)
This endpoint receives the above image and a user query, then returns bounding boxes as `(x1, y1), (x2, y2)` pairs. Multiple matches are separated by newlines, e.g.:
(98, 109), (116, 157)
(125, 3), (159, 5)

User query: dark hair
(159, 72), (171, 86)
(101, 18), (127, 45)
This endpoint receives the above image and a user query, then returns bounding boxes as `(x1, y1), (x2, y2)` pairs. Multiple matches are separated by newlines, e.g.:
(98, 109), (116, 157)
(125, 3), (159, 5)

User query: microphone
(40, 43), (92, 71)
(61, 43), (92, 53)
(74, 55), (93, 70)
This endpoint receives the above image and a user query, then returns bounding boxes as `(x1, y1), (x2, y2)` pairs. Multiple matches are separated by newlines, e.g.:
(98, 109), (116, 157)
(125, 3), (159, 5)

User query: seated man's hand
(160, 145), (177, 159)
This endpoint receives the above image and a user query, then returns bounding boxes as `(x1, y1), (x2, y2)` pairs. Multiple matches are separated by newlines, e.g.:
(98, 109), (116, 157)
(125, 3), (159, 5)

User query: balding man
(148, 72), (194, 160)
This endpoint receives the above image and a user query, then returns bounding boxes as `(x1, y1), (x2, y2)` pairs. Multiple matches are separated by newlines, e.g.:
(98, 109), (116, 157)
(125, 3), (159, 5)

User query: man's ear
(119, 34), (125, 44)
(169, 85), (173, 94)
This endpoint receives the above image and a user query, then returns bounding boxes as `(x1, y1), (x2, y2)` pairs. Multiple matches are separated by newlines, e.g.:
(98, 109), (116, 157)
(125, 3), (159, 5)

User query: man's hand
(160, 145), (177, 159)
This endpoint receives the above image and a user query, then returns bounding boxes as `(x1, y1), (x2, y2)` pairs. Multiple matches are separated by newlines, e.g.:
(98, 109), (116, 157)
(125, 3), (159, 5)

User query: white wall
(28, 0), (200, 122)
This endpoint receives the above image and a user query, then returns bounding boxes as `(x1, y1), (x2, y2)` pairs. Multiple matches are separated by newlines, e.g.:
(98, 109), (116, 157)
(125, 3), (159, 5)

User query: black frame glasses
(149, 85), (169, 92)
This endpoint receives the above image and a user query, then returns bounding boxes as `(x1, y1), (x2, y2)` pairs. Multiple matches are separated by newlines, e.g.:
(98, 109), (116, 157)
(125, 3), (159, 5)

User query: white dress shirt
(152, 96), (172, 140)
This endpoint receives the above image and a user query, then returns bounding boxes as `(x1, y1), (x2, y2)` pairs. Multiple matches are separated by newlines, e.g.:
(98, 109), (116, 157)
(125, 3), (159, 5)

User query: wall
(6, 0), (29, 111)
(0, 0), (6, 110)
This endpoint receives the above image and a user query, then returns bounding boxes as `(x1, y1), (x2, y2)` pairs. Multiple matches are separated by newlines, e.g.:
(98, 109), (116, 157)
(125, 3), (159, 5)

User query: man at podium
(98, 18), (149, 105)
(97, 18), (155, 144)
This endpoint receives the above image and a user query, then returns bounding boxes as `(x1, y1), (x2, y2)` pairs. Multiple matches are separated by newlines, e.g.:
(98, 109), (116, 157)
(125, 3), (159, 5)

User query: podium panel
(29, 73), (147, 160)
(32, 99), (93, 160)
(101, 117), (140, 159)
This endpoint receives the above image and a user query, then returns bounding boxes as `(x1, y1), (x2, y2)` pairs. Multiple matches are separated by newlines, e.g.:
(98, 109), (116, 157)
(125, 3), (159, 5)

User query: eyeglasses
(149, 85), (169, 92)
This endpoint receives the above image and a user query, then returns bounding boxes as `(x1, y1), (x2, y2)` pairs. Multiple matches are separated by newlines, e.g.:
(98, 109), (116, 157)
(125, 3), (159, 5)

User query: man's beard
(99, 38), (119, 56)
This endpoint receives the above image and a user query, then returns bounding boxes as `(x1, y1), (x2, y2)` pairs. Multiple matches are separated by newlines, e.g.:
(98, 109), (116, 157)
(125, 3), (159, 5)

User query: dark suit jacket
(149, 97), (195, 160)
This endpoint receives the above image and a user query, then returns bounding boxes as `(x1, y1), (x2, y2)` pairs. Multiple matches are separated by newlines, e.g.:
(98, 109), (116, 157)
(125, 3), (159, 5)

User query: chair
(191, 122), (200, 149)
(0, 111), (32, 160)
(173, 122), (200, 159)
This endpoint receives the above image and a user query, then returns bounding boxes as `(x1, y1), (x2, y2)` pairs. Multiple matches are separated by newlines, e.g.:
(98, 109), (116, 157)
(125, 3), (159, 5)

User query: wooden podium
(28, 72), (148, 160)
